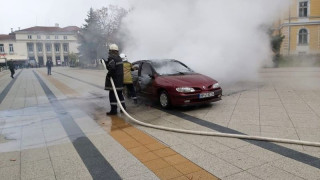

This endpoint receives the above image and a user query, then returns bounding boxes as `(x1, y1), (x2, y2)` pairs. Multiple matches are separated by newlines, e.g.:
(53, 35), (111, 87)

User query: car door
(138, 62), (154, 95)
(131, 62), (140, 87)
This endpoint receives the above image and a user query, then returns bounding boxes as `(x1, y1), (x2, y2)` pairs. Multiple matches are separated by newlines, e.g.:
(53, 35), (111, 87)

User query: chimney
(11, 28), (13, 33)
(55, 23), (59, 27)
(18, 27), (20, 30)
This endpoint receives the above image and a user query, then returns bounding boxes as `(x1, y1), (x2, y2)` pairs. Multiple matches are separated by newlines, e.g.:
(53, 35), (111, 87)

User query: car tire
(159, 90), (171, 109)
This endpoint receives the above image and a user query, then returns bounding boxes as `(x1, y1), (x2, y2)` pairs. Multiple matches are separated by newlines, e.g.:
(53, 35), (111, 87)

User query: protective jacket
(123, 61), (134, 84)
(46, 60), (53, 68)
(8, 61), (15, 70)
(104, 54), (123, 91)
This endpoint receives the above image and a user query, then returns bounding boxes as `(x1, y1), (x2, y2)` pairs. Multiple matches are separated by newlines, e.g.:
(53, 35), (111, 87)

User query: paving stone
(223, 171), (260, 180)
(247, 164), (304, 180)
(259, 119), (294, 127)
(51, 153), (90, 179)
(88, 134), (135, 161)
(123, 171), (159, 180)
(141, 127), (186, 146)
(194, 153), (242, 178)
(196, 139), (232, 155)
(271, 157), (320, 180)
(55, 172), (92, 180)
(215, 149), (267, 170)
(0, 164), (20, 180)
(108, 156), (150, 179)
(0, 151), (21, 168)
(31, 175), (57, 180)
(171, 143), (210, 161)
(175, 133), (210, 145)
(236, 145), (283, 162)
(71, 112), (105, 134)
(21, 158), (55, 180)
(213, 137), (250, 149)
(229, 116), (260, 125)
(21, 147), (50, 164)
(162, 115), (201, 129)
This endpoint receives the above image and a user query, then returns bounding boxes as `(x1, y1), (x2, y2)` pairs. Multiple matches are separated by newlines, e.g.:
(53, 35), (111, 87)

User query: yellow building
(276, 0), (320, 55)
(0, 24), (80, 67)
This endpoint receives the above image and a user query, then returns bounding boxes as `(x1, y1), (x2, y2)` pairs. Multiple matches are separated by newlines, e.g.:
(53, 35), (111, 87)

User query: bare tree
(96, 5), (127, 47)
(78, 6), (127, 67)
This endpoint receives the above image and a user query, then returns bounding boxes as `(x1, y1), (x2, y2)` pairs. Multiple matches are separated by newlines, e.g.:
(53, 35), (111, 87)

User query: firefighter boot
(107, 105), (117, 115)
(133, 99), (138, 104)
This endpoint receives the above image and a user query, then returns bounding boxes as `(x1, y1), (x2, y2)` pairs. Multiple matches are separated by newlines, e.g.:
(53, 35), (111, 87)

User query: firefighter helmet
(109, 44), (119, 51)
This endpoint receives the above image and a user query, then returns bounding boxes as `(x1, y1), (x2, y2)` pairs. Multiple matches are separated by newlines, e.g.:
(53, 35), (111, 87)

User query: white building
(0, 25), (80, 66)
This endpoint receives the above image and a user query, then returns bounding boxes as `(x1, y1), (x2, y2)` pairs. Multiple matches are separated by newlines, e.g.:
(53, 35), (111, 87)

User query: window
(55, 35), (59, 39)
(37, 35), (41, 39)
(63, 36), (67, 40)
(9, 44), (14, 53)
(46, 35), (50, 39)
(54, 44), (60, 52)
(299, 1), (308, 17)
(46, 44), (51, 52)
(63, 43), (69, 52)
(141, 63), (153, 76)
(27, 43), (34, 53)
(37, 43), (43, 52)
(0, 44), (4, 53)
(298, 29), (308, 45)
(28, 35), (32, 39)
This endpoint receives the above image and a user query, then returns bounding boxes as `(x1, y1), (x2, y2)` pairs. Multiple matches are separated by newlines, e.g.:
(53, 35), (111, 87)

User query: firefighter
(120, 53), (138, 104)
(103, 44), (126, 115)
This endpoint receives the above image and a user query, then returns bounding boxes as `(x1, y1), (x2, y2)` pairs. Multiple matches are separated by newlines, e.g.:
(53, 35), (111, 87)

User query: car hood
(157, 73), (217, 87)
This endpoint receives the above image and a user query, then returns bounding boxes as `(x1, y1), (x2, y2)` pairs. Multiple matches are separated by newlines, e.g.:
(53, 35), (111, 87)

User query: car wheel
(159, 90), (170, 109)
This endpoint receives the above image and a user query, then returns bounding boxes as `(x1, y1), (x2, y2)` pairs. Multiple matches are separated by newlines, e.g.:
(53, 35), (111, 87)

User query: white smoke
(120, 0), (289, 84)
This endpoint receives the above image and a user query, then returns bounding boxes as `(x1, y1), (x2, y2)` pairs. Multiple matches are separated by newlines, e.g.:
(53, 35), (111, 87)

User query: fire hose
(110, 78), (320, 147)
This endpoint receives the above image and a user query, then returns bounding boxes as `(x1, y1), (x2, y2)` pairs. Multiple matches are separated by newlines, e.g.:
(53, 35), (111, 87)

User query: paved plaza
(0, 67), (319, 180)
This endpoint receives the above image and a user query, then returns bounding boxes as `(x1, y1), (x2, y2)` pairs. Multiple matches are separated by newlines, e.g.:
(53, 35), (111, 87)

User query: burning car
(131, 59), (222, 108)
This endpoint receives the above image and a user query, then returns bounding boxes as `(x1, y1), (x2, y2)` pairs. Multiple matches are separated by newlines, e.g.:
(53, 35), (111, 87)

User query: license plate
(199, 92), (215, 99)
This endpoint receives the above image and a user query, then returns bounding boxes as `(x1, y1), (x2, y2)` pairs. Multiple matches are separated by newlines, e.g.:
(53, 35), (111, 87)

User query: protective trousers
(109, 90), (126, 112)
(124, 84), (137, 99)
(47, 67), (51, 75)
(10, 69), (15, 78)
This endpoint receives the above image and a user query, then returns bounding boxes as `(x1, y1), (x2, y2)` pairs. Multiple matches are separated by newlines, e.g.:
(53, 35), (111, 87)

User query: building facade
(0, 25), (80, 66)
(275, 0), (320, 55)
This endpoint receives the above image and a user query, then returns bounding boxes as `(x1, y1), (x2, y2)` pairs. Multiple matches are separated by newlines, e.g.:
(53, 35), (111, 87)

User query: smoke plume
(120, 0), (289, 84)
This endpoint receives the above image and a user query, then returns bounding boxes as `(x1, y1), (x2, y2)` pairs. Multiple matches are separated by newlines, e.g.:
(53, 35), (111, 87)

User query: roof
(0, 34), (15, 40)
(17, 26), (80, 33)
(133, 59), (177, 64)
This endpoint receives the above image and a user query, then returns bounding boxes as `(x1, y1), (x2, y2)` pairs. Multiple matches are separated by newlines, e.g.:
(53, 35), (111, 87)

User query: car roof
(133, 59), (178, 64)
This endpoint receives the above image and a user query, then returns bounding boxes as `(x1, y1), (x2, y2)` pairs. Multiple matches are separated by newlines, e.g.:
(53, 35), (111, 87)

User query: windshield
(151, 60), (193, 75)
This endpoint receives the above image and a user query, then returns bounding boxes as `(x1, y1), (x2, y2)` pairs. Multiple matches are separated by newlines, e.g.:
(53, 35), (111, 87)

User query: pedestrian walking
(46, 59), (53, 75)
(120, 53), (138, 104)
(103, 44), (126, 115)
(8, 59), (15, 79)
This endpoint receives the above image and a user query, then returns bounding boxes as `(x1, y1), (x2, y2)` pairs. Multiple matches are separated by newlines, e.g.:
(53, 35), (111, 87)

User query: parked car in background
(132, 59), (222, 108)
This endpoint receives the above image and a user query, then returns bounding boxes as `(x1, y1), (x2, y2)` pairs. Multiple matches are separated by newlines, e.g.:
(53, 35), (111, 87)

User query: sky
(0, 0), (129, 34)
